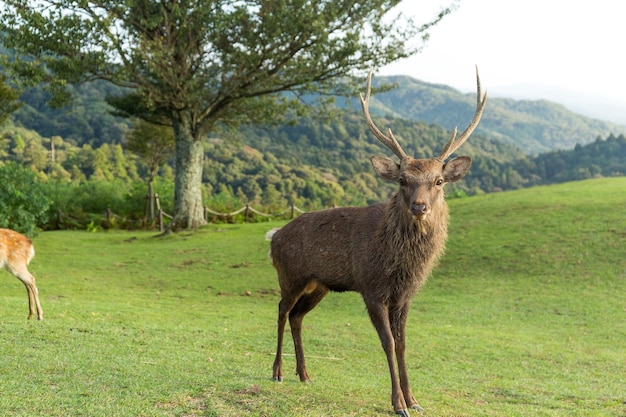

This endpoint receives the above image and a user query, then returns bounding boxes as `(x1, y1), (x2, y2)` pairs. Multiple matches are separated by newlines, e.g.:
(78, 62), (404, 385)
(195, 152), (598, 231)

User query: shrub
(0, 162), (51, 236)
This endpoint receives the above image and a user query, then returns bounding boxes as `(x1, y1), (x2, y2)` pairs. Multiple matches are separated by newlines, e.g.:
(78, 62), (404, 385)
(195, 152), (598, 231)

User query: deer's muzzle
(411, 202), (429, 218)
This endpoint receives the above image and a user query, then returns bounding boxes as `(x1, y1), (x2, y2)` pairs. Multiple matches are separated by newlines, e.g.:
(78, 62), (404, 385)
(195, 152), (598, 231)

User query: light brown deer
(0, 228), (43, 320)
(271, 68), (487, 416)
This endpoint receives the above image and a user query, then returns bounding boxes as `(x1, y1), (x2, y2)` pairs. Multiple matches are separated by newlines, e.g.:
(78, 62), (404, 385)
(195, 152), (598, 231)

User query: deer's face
(371, 155), (472, 220)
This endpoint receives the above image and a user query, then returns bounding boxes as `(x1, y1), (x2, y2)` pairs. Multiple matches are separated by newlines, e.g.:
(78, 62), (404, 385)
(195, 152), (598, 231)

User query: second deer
(271, 68), (487, 416)
(0, 228), (43, 320)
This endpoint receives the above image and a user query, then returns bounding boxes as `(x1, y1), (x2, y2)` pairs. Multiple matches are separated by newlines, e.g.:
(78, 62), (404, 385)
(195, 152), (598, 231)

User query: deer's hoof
(411, 403), (425, 413)
(272, 376), (283, 382)
(395, 409), (410, 417)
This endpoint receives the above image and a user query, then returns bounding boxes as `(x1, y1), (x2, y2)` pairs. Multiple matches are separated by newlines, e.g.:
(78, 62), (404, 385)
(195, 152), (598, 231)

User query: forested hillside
(339, 75), (626, 154)
(12, 81), (131, 147)
(1, 78), (625, 229)
(2, 107), (624, 206)
(11, 76), (626, 154)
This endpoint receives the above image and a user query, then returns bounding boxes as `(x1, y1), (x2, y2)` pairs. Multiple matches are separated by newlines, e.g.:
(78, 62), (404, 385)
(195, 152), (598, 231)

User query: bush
(0, 162), (51, 236)
(42, 178), (177, 230)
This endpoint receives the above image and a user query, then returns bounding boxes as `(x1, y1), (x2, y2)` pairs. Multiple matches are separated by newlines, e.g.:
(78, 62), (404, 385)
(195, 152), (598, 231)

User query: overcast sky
(380, 0), (626, 121)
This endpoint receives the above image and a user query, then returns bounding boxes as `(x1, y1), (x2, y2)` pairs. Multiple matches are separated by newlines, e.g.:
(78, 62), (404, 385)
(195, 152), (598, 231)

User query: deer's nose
(411, 202), (428, 216)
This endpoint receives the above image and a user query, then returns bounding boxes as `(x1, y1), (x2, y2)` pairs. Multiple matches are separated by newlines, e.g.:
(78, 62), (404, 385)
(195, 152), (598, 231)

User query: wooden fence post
(158, 209), (164, 232)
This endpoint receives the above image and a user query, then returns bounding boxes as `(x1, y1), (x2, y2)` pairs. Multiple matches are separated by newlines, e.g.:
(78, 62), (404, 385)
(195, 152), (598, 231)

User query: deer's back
(271, 205), (385, 292)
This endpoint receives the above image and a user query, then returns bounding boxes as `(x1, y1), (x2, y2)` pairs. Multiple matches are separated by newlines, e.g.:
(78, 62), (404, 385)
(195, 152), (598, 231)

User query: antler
(360, 69), (408, 160)
(436, 66), (488, 162)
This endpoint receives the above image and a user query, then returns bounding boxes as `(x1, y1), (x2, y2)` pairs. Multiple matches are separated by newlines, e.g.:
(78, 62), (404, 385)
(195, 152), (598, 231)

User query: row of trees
(511, 134), (626, 185)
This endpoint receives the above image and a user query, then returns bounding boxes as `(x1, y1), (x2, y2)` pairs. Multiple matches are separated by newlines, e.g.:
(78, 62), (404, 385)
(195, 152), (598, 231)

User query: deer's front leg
(391, 303), (424, 413)
(366, 301), (409, 416)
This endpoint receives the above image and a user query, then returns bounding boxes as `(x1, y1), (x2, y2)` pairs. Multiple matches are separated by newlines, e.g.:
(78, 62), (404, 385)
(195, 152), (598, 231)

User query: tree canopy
(0, 0), (452, 230)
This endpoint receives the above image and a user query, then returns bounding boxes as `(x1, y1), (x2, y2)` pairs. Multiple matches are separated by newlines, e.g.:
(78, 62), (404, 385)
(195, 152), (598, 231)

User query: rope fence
(52, 197), (313, 232)
(202, 203), (307, 226)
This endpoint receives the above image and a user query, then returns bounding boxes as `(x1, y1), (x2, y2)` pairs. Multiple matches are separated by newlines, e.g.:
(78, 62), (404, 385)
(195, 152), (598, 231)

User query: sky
(379, 0), (626, 124)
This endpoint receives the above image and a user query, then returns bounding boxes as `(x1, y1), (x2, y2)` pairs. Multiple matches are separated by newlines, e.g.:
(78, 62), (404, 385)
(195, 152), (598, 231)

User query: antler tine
(436, 66), (488, 162)
(360, 69), (408, 160)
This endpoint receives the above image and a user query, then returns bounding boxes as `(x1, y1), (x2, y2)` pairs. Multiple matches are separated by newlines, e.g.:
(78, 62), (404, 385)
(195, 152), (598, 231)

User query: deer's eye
(435, 178), (444, 187)
(399, 177), (407, 186)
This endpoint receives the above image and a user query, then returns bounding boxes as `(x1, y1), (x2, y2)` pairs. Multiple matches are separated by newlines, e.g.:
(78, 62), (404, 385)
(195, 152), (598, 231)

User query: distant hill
(339, 75), (626, 154)
(12, 81), (131, 147)
(494, 83), (626, 126)
(11, 76), (626, 156)
(5, 77), (625, 203)
(1, 100), (624, 207)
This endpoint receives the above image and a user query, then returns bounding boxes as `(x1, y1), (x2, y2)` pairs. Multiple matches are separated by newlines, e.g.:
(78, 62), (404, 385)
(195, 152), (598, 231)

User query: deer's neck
(374, 194), (449, 294)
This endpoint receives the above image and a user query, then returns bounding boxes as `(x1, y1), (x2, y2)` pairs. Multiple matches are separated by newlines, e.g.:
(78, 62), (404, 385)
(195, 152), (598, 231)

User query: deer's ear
(443, 156), (472, 183)
(371, 156), (400, 182)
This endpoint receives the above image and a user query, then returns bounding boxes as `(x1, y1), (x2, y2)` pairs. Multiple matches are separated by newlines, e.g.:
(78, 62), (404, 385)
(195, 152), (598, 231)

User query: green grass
(1, 177), (625, 417)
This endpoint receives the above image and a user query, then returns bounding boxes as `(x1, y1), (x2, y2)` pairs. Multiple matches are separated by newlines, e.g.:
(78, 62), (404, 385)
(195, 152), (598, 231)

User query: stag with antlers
(271, 68), (487, 416)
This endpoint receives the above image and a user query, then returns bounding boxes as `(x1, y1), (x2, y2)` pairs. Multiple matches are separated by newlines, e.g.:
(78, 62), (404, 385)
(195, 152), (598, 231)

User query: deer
(270, 68), (487, 416)
(0, 228), (43, 320)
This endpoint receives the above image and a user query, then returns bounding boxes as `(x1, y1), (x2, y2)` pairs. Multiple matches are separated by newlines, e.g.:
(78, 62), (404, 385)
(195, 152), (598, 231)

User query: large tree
(0, 0), (452, 230)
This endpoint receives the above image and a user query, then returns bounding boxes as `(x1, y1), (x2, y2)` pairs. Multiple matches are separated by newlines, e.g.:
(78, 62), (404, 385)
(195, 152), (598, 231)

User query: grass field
(0, 177), (624, 417)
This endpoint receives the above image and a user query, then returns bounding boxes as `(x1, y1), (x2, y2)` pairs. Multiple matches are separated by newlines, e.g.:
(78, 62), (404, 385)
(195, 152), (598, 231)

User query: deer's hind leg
(288, 285), (329, 382)
(273, 277), (317, 381)
(273, 294), (297, 381)
(10, 265), (43, 320)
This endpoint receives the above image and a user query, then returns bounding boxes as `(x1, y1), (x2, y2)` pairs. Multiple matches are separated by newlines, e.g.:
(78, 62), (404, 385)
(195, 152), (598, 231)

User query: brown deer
(0, 228), (43, 320)
(271, 68), (487, 416)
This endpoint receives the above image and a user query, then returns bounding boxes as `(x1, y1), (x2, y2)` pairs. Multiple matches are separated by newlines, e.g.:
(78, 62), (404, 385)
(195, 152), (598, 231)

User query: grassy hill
(1, 177), (624, 416)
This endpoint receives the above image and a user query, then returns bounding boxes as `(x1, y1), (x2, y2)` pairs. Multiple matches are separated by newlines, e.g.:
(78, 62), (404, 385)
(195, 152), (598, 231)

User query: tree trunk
(171, 117), (207, 230)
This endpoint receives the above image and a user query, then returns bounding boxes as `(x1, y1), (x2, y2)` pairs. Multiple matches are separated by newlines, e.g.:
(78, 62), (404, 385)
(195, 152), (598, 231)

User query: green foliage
(43, 178), (175, 230)
(12, 82), (132, 147)
(125, 119), (175, 182)
(0, 179), (624, 416)
(517, 133), (626, 183)
(0, 162), (50, 235)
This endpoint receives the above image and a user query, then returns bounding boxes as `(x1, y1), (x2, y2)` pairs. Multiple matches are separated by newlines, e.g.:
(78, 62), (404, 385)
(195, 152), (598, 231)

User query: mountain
(2, 91), (624, 211)
(493, 84), (626, 126)
(10, 75), (625, 157)
(339, 75), (626, 154)
(11, 76), (626, 156)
